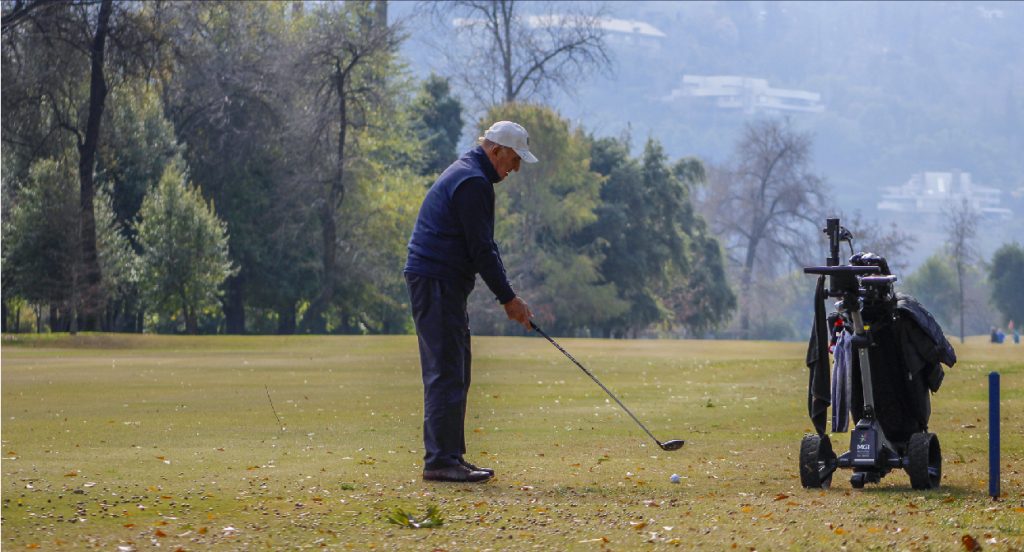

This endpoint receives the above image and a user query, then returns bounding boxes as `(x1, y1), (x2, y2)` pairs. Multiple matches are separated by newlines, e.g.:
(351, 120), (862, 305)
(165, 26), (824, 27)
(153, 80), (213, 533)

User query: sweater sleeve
(452, 178), (516, 303)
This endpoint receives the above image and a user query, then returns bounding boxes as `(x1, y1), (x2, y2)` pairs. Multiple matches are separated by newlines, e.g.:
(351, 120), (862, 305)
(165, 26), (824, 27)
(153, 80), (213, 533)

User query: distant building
(877, 171), (1013, 219)
(664, 75), (824, 114)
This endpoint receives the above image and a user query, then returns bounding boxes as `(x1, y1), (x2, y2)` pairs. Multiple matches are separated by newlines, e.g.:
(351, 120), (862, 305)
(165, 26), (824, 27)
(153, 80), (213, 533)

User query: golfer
(404, 121), (537, 482)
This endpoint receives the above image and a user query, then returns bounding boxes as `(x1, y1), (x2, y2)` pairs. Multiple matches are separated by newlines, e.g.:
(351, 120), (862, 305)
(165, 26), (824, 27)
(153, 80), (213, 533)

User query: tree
(295, 0), (402, 333)
(136, 163), (235, 334)
(943, 198), (978, 343)
(468, 103), (627, 335)
(989, 243), (1024, 326)
(410, 73), (464, 177)
(2, 154), (137, 332)
(429, 0), (611, 107)
(701, 118), (827, 337)
(1, 157), (80, 328)
(662, 158), (736, 336)
(161, 1), (298, 334)
(581, 137), (734, 337)
(2, 0), (171, 330)
(903, 253), (958, 331)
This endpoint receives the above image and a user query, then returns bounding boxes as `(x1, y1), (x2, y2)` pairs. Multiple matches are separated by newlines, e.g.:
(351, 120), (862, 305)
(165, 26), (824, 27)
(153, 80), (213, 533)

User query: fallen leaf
(630, 521), (647, 530)
(774, 493), (790, 501)
(64, 471), (78, 477)
(198, 527), (208, 535)
(962, 534), (980, 551)
(834, 527), (846, 535)
(154, 529), (167, 538)
(741, 506), (753, 513)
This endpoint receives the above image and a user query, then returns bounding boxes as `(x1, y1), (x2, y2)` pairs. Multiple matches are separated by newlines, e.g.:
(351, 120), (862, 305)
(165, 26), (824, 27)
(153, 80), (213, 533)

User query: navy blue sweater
(405, 147), (516, 304)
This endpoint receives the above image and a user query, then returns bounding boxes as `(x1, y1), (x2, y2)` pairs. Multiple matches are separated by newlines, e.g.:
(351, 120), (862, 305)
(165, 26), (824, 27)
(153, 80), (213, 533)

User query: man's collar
(471, 146), (501, 184)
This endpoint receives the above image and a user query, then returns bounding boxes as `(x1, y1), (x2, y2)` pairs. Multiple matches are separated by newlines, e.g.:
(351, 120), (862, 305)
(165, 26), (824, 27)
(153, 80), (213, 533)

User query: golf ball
(670, 474), (681, 484)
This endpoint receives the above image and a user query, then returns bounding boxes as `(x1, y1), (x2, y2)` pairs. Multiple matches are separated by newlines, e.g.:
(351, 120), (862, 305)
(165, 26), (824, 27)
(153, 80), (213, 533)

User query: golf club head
(659, 439), (685, 451)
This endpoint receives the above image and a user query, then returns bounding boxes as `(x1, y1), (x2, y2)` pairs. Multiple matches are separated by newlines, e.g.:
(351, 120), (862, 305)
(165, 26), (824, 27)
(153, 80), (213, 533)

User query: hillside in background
(394, 1), (1024, 270)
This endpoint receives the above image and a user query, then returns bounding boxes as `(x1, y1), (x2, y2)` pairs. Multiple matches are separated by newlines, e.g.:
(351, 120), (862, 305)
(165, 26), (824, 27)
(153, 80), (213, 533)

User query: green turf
(2, 333), (1022, 550)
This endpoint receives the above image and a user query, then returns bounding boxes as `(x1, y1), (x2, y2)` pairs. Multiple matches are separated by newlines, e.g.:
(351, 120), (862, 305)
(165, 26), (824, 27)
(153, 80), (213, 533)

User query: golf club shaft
(530, 321), (663, 446)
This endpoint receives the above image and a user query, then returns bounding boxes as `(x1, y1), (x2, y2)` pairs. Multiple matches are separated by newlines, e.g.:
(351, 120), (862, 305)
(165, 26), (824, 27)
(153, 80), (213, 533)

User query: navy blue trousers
(405, 273), (474, 470)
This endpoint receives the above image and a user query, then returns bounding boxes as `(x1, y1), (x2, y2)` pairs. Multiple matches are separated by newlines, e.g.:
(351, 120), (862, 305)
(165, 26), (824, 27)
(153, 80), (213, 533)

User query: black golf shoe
(459, 458), (494, 476)
(422, 464), (492, 483)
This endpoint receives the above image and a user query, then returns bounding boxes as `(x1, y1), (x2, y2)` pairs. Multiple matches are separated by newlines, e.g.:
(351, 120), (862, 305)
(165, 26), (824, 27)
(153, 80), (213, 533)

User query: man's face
(493, 146), (522, 182)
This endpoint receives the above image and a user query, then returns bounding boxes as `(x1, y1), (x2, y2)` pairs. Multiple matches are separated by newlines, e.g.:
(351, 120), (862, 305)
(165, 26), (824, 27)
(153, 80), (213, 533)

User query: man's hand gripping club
(503, 296), (533, 330)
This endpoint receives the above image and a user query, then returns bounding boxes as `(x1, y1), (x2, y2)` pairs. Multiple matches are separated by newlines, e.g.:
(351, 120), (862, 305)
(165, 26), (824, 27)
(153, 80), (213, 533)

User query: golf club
(530, 321), (685, 451)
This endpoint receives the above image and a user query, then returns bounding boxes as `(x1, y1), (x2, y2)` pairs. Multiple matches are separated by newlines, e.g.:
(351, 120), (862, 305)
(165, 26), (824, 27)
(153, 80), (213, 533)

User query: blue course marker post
(989, 372), (1000, 500)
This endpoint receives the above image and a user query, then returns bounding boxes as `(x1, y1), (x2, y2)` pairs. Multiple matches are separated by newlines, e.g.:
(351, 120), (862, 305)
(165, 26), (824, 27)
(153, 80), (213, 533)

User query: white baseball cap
(482, 121), (539, 163)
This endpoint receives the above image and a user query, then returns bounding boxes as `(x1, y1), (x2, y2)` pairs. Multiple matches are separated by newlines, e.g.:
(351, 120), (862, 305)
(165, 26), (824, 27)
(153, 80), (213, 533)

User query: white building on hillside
(877, 171), (1012, 219)
(664, 75), (824, 114)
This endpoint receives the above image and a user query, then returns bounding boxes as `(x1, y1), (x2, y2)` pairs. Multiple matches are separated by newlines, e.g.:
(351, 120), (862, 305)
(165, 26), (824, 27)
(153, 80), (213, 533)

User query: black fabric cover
(804, 287), (956, 443)
(896, 293), (957, 369)
(805, 276), (831, 436)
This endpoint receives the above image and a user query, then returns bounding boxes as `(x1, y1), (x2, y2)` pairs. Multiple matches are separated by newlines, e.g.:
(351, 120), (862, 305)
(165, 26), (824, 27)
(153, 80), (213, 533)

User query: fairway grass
(2, 333), (1021, 550)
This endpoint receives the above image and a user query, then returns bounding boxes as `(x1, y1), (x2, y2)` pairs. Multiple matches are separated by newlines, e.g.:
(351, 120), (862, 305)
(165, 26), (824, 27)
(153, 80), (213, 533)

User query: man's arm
(452, 179), (533, 329)
(452, 178), (515, 303)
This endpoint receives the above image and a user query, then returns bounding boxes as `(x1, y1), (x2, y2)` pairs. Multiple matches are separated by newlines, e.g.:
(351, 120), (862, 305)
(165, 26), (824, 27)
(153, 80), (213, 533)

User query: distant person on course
(404, 121), (537, 483)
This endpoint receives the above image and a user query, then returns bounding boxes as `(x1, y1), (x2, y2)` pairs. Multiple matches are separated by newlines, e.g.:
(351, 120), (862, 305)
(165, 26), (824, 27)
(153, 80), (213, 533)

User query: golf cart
(800, 218), (956, 490)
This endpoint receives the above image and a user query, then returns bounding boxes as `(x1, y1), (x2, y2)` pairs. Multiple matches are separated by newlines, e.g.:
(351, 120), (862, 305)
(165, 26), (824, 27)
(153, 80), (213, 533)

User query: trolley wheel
(799, 434), (835, 489)
(907, 432), (941, 490)
(850, 472), (866, 489)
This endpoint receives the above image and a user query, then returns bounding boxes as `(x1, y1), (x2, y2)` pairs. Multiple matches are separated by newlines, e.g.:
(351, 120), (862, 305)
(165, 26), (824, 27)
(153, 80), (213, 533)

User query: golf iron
(530, 321), (685, 451)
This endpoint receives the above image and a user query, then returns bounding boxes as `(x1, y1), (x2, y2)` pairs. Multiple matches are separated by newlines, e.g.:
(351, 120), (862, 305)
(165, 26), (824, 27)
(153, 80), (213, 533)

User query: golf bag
(801, 219), (956, 489)
(829, 267), (954, 443)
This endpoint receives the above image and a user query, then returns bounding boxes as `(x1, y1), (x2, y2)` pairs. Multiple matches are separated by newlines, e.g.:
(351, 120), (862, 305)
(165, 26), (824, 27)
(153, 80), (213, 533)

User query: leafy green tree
(94, 185), (141, 331)
(136, 163), (235, 334)
(469, 103), (628, 335)
(162, 1), (296, 334)
(989, 243), (1024, 326)
(902, 253), (958, 330)
(2, 155), (137, 332)
(2, 0), (172, 329)
(410, 74), (464, 178)
(583, 138), (733, 337)
(663, 158), (736, 336)
(98, 85), (182, 244)
(1, 157), (80, 326)
(294, 0), (401, 333)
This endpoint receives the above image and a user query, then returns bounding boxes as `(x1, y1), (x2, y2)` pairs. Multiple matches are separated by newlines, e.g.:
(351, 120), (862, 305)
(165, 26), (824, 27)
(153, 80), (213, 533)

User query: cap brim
(516, 149), (539, 163)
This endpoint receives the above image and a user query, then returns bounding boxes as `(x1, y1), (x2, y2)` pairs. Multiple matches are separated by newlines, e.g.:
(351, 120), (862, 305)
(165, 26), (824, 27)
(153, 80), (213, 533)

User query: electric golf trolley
(800, 218), (956, 490)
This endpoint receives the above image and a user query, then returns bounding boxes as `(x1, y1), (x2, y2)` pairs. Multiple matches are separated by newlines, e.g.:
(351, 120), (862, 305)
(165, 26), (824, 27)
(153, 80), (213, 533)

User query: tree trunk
(738, 234), (760, 338)
(223, 274), (246, 334)
(1, 300), (7, 333)
(185, 306), (198, 335)
(957, 262), (965, 344)
(302, 66), (349, 334)
(500, 0), (515, 103)
(276, 302), (296, 335)
(76, 0), (114, 331)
